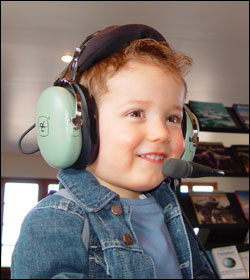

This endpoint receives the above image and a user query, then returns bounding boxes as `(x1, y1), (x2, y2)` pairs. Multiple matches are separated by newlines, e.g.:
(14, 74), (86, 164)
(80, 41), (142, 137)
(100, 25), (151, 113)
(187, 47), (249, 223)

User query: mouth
(138, 153), (167, 164)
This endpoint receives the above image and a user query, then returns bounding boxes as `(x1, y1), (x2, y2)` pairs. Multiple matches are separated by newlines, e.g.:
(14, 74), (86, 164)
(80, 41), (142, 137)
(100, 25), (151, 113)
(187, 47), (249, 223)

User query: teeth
(140, 154), (164, 160)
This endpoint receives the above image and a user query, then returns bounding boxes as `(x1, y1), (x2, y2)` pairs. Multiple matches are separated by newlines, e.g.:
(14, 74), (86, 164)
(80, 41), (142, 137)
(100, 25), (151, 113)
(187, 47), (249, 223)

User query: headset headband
(66, 24), (168, 78)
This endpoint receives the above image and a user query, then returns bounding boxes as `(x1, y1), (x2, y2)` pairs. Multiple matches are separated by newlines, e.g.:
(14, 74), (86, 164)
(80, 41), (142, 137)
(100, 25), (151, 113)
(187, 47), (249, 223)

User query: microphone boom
(162, 158), (225, 179)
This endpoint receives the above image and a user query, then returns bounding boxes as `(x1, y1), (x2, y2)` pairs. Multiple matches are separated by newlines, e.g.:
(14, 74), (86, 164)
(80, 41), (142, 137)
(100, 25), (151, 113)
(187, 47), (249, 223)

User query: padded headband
(75, 24), (168, 74)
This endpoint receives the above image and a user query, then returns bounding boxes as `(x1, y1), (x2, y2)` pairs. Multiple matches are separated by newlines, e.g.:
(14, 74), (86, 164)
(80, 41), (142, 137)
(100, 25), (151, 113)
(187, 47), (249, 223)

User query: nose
(146, 118), (171, 143)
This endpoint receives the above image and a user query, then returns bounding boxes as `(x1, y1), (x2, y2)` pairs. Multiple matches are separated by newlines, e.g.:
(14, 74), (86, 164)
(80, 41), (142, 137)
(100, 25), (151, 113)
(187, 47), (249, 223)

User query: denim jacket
(11, 168), (215, 279)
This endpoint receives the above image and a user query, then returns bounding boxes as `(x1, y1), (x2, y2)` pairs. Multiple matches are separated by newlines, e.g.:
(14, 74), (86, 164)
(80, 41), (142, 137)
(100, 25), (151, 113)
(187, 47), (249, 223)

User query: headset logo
(38, 116), (49, 137)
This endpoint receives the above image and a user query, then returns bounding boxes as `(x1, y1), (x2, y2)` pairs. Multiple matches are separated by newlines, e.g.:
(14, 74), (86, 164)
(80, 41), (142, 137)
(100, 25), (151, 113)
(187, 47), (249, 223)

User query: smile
(138, 153), (166, 163)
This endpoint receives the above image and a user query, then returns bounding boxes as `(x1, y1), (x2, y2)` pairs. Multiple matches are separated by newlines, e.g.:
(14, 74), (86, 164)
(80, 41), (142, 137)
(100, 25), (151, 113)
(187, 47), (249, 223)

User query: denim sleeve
(11, 206), (89, 279)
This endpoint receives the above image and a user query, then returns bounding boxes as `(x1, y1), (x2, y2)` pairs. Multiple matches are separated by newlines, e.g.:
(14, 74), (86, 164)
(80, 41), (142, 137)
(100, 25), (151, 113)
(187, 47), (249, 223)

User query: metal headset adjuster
(183, 104), (199, 147)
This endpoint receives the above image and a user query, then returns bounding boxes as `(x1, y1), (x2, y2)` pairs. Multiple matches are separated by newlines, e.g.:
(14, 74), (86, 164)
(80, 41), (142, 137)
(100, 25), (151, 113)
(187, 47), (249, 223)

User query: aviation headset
(18, 24), (199, 169)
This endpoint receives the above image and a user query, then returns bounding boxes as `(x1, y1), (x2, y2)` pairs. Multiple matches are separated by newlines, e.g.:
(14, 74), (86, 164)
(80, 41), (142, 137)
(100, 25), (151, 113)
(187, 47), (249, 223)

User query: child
(11, 24), (216, 279)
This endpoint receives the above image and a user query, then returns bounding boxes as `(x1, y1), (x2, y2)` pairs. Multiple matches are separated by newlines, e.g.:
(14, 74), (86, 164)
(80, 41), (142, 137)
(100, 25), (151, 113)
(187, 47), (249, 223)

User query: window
(1, 182), (39, 267)
(48, 183), (59, 194)
(180, 182), (217, 193)
(1, 178), (58, 270)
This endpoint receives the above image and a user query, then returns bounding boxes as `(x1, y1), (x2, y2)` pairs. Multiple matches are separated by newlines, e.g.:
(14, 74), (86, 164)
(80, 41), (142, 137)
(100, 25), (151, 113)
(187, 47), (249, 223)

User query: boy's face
(87, 61), (185, 198)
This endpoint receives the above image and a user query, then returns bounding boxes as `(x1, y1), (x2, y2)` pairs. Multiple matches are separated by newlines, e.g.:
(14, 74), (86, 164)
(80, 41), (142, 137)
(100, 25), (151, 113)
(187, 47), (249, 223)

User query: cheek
(99, 121), (142, 155)
(115, 128), (143, 151)
(171, 133), (185, 158)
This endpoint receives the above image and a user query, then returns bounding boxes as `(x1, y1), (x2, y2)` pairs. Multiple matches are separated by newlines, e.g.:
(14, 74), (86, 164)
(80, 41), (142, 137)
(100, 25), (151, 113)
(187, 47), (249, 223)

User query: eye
(127, 110), (145, 118)
(167, 115), (181, 124)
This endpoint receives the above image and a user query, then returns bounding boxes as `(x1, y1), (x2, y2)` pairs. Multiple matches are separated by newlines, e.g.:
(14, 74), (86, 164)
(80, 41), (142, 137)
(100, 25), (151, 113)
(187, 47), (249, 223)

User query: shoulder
(12, 194), (90, 279)
(14, 193), (90, 262)
(20, 193), (88, 236)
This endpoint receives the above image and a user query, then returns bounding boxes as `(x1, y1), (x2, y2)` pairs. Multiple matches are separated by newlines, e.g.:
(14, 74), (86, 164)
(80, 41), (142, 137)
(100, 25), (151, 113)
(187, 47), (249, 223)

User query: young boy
(11, 25), (216, 279)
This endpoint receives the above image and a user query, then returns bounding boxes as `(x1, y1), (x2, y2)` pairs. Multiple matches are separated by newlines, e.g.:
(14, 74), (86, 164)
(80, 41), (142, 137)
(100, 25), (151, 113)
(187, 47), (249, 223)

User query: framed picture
(189, 192), (244, 225)
(232, 104), (249, 130)
(188, 100), (238, 131)
(234, 191), (249, 222)
(231, 145), (249, 174)
(193, 142), (243, 176)
(178, 192), (248, 245)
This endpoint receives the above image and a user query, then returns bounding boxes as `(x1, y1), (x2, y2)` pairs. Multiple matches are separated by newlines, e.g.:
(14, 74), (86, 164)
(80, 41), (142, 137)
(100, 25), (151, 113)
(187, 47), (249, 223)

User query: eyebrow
(119, 100), (153, 108)
(170, 104), (183, 112)
(120, 100), (183, 111)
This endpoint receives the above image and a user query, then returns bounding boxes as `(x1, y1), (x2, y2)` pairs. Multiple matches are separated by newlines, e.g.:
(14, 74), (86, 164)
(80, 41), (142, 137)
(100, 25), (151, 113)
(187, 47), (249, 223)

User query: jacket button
(111, 204), (123, 216)
(123, 233), (133, 245)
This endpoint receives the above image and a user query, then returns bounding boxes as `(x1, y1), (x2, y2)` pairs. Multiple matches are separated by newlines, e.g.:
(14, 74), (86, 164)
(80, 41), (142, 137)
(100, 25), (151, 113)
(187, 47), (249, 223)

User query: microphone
(162, 158), (225, 179)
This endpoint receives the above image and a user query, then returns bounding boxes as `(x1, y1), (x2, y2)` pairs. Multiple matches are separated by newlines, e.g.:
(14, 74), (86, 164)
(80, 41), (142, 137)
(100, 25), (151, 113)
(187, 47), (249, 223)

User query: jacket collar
(57, 168), (118, 212)
(57, 168), (171, 212)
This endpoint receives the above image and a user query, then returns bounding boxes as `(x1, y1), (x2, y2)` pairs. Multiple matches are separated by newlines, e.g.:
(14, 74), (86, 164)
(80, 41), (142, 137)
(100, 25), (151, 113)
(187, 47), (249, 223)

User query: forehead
(102, 60), (185, 104)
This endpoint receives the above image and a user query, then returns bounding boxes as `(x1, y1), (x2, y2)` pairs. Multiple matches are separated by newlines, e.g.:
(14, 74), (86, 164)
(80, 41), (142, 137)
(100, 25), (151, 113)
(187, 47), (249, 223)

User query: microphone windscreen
(162, 158), (191, 179)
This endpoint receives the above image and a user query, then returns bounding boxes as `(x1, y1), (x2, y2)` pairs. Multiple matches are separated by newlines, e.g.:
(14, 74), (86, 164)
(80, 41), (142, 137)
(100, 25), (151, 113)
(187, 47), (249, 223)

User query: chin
(130, 179), (164, 192)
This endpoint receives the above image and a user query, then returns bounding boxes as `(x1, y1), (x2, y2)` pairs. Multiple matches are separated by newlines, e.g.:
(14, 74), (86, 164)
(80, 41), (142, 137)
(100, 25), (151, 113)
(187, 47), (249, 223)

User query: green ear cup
(36, 86), (82, 168)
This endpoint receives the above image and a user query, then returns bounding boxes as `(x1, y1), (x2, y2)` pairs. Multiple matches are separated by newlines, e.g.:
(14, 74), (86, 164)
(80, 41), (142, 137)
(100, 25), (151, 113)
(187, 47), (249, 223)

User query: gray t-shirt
(120, 194), (183, 279)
